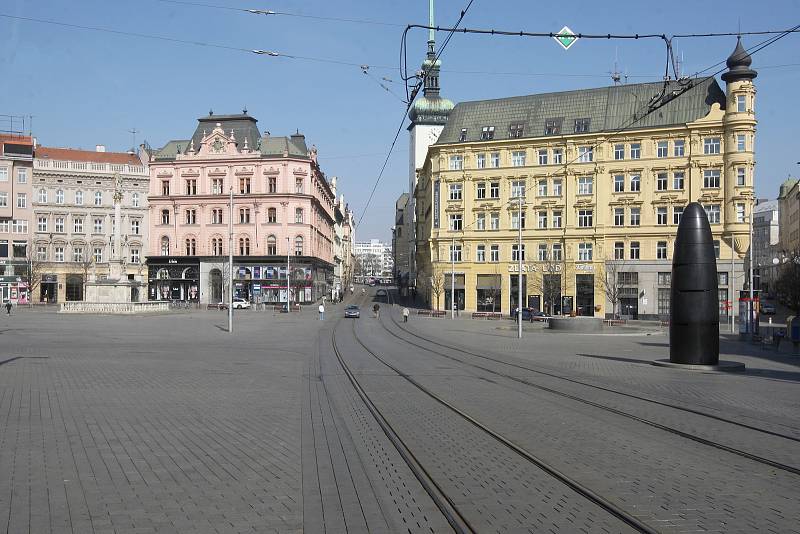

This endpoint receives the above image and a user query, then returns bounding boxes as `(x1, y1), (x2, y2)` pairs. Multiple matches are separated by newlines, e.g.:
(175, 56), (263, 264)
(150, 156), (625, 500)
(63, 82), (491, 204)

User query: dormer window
(509, 123), (524, 139)
(544, 119), (562, 135)
(459, 128), (467, 142)
(481, 126), (495, 140)
(574, 118), (590, 133)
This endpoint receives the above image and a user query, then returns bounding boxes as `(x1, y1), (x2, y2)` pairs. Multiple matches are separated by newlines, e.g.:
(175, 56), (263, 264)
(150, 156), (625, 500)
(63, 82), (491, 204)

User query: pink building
(143, 113), (336, 305)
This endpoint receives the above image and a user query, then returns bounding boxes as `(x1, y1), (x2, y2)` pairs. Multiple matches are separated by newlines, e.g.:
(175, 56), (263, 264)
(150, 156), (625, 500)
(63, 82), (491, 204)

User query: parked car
(344, 305), (360, 318)
(760, 303), (776, 315)
(220, 297), (251, 310)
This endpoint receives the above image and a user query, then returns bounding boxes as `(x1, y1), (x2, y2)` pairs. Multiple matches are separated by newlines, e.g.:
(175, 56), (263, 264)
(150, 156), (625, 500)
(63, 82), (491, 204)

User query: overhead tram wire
(356, 0), (476, 229)
(453, 23), (800, 235)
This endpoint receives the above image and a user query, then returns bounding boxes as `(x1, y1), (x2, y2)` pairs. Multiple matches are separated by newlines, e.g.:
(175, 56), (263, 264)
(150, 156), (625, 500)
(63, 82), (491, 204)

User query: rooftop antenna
(128, 128), (138, 150)
(610, 47), (622, 85)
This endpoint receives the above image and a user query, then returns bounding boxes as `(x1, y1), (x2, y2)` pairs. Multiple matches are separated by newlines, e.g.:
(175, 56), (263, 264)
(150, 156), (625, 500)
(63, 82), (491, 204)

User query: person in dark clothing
(5, 301), (12, 315)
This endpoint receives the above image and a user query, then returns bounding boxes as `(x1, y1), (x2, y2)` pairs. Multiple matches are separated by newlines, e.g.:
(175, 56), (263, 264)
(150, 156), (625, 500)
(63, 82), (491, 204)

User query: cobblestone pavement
(3, 294), (799, 533)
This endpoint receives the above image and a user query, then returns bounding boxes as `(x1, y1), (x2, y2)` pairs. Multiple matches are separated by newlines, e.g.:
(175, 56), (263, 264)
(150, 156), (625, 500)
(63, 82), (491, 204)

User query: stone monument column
(109, 173), (124, 281)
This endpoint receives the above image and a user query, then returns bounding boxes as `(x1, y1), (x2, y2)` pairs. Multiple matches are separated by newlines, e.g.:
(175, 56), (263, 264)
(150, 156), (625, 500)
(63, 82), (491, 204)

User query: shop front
(443, 273), (465, 312)
(147, 259), (200, 302)
(40, 274), (58, 303)
(476, 274), (502, 313)
(0, 261), (29, 304)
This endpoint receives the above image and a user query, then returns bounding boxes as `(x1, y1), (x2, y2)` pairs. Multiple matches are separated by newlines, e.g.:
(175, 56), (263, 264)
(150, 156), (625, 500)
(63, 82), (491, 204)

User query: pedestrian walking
(402, 307), (409, 323)
(373, 303), (380, 318)
(318, 303), (325, 321)
(5, 300), (12, 315)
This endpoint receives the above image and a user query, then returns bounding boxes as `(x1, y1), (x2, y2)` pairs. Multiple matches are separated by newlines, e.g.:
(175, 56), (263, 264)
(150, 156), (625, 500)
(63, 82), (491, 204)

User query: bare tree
(600, 259), (625, 319)
(429, 270), (445, 311)
(25, 253), (46, 306)
(527, 251), (565, 315)
(776, 249), (800, 314)
(79, 257), (94, 300)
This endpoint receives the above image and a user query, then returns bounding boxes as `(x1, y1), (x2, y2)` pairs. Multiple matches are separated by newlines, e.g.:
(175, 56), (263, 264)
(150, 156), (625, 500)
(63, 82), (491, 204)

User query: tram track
(383, 292), (800, 477)
(330, 315), (658, 533)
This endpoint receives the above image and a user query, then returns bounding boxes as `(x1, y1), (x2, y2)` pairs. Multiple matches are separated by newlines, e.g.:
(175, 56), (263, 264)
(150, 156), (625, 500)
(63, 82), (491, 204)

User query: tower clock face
(427, 128), (440, 144)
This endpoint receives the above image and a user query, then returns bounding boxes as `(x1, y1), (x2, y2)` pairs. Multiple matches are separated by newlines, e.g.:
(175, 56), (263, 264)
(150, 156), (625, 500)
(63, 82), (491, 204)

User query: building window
(186, 179), (197, 195)
(490, 212), (500, 230)
(476, 245), (486, 262)
(459, 128), (467, 142)
(657, 207), (668, 225)
(577, 176), (593, 195)
(185, 238), (196, 255)
(94, 191), (102, 205)
(538, 243), (548, 261)
(295, 236), (304, 255)
(614, 241), (624, 260)
(673, 172), (685, 190)
(511, 244), (525, 261)
(73, 217), (83, 233)
(674, 139), (685, 157)
(11, 219), (27, 233)
(655, 173), (667, 191)
(130, 248), (140, 264)
(490, 245), (499, 262)
(476, 182), (486, 199)
(17, 168), (27, 183)
(509, 123), (524, 138)
(476, 153), (486, 169)
(703, 137), (721, 154)
(0, 192), (6, 207)
(237, 177), (250, 194)
(737, 95), (746, 112)
(511, 180), (525, 198)
(658, 272), (672, 286)
(736, 203), (745, 223)
(16, 193), (26, 208)
(656, 141), (668, 158)
(614, 208), (624, 226)
(511, 210), (526, 230)
(36, 245), (47, 261)
(538, 211), (547, 229)
(704, 204), (721, 224)
(538, 149), (548, 165)
(449, 244), (462, 262)
(55, 217), (64, 233)
(552, 211), (562, 228)
(239, 237), (250, 256)
(552, 179), (562, 196)
(481, 126), (495, 140)
(212, 237), (223, 256)
(614, 175), (624, 192)
(630, 241), (640, 260)
(449, 183), (462, 200)
(295, 178), (304, 194)
(93, 217), (104, 234)
(545, 119), (561, 135)
(37, 216), (47, 232)
(577, 146), (593, 162)
(295, 208), (303, 223)
(131, 220), (140, 235)
(490, 152), (500, 167)
(490, 182), (500, 199)
(614, 144), (624, 160)
(268, 177), (277, 193)
(657, 241), (668, 260)
(574, 118), (590, 133)
(161, 210), (170, 225)
(476, 212), (486, 230)
(0, 167), (6, 182)
(132, 192), (139, 207)
(449, 213), (463, 231)
(511, 151), (526, 167)
(703, 169), (720, 188)
(537, 180), (548, 197)
(211, 208), (223, 224)
(630, 174), (641, 192)
(268, 207), (277, 223)
(54, 246), (64, 262)
(578, 209), (593, 227)
(75, 190), (83, 205)
(737, 168), (746, 186)
(185, 209), (197, 225)
(56, 189), (64, 204)
(38, 188), (47, 203)
(736, 134), (746, 152)
(630, 143), (641, 159)
(630, 208), (641, 226)
(239, 208), (251, 224)
(94, 247), (103, 263)
(713, 240), (720, 259)
(578, 243), (593, 261)
(266, 235), (277, 255)
(673, 206), (684, 225)
(552, 243), (563, 261)
(448, 155), (463, 170)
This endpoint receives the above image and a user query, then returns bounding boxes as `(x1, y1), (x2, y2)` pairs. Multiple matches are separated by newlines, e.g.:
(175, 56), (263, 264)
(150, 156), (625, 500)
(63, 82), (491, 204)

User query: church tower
(406, 0), (454, 283)
(721, 37), (757, 257)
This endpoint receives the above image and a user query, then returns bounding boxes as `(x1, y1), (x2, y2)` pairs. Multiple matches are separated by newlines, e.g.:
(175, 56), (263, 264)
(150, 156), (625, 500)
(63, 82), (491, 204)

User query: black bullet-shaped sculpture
(670, 202), (719, 365)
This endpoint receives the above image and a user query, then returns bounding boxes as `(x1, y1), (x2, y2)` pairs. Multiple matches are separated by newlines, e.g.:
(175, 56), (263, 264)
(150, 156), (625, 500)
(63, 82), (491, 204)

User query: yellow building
(415, 39), (756, 320)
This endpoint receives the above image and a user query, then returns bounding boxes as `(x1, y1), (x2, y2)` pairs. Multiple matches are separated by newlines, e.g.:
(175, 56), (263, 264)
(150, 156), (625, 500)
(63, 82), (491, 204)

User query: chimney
(96, 144), (106, 152)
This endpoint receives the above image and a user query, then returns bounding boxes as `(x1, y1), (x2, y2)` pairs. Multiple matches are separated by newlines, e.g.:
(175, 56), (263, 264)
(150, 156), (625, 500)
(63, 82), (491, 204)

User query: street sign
(554, 26), (578, 50)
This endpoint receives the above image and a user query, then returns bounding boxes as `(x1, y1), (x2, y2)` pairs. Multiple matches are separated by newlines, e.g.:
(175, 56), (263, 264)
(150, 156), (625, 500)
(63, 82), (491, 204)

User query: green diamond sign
(554, 26), (578, 50)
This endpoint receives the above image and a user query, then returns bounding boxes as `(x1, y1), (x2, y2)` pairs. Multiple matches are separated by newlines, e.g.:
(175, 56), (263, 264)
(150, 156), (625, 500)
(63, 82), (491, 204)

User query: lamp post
(450, 236), (455, 319)
(517, 197), (523, 340)
(287, 236), (291, 312)
(228, 186), (233, 334)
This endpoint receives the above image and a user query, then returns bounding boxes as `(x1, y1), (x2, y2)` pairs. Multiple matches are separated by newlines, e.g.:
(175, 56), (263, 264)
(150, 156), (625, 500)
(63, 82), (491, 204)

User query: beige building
(31, 146), (149, 302)
(778, 178), (799, 253)
(416, 39), (757, 319)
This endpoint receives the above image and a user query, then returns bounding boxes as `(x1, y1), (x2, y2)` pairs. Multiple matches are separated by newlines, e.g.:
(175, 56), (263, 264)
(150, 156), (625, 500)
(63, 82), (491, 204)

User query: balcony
(34, 159), (147, 176)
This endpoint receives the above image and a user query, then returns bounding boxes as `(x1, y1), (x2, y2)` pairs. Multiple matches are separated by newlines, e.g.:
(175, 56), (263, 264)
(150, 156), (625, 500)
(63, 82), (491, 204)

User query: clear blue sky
(1, 0), (798, 241)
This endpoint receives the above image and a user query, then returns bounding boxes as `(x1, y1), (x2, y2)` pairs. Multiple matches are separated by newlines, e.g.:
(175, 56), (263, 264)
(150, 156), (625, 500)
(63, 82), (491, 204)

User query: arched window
(267, 207), (277, 223)
(267, 235), (277, 255)
(239, 237), (250, 256)
(161, 209), (170, 225)
(185, 238), (196, 255)
(212, 237), (222, 256)
(295, 208), (303, 223)
(294, 236), (303, 256)
(160, 236), (170, 256)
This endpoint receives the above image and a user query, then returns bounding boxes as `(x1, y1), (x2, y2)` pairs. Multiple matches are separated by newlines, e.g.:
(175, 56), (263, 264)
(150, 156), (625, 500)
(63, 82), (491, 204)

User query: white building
(753, 199), (780, 292)
(354, 239), (393, 278)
